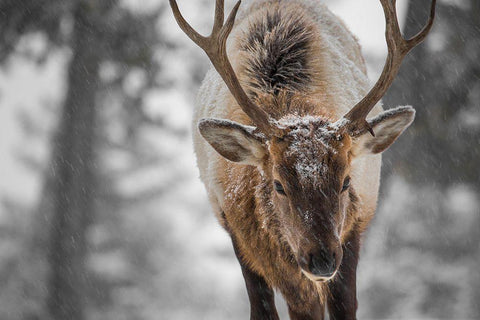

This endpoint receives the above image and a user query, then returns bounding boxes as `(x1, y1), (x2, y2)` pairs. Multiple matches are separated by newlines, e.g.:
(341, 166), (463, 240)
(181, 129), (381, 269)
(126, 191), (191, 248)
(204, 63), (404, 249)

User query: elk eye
(342, 176), (351, 192)
(274, 180), (286, 196)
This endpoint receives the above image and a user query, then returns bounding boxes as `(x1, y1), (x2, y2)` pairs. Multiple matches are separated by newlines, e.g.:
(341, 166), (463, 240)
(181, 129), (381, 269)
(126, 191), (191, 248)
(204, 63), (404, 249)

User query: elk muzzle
(298, 242), (343, 281)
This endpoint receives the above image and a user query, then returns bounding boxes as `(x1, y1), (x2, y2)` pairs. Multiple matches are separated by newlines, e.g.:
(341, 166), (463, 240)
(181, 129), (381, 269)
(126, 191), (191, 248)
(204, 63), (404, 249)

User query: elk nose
(308, 251), (337, 278)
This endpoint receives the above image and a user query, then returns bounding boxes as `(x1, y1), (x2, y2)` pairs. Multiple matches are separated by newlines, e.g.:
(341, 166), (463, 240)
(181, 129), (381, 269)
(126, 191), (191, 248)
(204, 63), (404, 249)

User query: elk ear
(353, 106), (415, 156)
(198, 118), (267, 166)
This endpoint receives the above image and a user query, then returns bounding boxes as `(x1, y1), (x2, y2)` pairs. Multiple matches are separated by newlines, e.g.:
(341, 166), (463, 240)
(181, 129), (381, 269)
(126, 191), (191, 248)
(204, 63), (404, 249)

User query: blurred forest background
(0, 0), (478, 319)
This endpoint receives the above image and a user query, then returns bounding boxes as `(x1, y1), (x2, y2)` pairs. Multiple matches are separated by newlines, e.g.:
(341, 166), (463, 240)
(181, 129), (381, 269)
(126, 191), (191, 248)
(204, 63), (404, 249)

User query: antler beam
(169, 0), (280, 135)
(342, 0), (436, 136)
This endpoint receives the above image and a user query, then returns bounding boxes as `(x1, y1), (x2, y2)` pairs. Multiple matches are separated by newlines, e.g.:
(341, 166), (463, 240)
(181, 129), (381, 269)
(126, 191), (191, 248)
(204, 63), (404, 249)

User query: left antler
(169, 0), (282, 136)
(339, 0), (436, 136)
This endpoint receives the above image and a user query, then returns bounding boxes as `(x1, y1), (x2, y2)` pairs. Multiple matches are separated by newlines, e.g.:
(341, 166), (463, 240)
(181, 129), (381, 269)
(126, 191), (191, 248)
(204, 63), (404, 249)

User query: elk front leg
(231, 236), (279, 320)
(327, 230), (360, 320)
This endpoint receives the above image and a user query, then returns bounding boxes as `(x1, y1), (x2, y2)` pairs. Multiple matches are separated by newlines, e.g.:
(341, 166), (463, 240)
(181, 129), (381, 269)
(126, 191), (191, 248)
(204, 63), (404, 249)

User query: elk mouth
(301, 269), (337, 283)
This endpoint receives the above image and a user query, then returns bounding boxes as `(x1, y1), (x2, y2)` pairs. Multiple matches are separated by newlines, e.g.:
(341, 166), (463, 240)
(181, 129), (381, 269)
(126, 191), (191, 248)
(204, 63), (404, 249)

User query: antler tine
(169, 0), (208, 48)
(342, 0), (436, 136)
(169, 0), (279, 135)
(212, 0), (225, 35)
(405, 0), (436, 49)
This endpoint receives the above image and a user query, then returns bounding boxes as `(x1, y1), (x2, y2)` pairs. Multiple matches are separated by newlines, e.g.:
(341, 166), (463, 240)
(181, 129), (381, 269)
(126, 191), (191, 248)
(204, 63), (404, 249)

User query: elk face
(198, 106), (415, 282)
(267, 117), (352, 282)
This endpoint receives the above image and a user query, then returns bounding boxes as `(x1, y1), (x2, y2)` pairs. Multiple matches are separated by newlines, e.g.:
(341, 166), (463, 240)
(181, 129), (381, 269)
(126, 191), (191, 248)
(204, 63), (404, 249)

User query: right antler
(169, 0), (280, 135)
(339, 0), (436, 136)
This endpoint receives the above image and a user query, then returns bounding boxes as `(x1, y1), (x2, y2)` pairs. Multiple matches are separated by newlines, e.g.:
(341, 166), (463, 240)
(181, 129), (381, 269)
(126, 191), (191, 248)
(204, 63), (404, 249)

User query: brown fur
(240, 4), (316, 97)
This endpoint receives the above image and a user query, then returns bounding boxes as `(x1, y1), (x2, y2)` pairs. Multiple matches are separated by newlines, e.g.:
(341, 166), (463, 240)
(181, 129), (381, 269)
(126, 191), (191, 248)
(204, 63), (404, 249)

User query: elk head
(170, 0), (436, 281)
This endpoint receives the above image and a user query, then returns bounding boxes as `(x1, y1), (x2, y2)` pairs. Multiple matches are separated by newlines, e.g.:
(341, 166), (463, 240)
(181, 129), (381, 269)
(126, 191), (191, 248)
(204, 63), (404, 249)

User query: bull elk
(170, 0), (436, 318)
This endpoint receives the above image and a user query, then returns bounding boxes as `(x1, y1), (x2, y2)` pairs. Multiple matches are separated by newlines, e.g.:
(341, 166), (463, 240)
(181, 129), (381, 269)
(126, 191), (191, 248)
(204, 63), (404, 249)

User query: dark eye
(342, 176), (351, 193)
(274, 180), (286, 196)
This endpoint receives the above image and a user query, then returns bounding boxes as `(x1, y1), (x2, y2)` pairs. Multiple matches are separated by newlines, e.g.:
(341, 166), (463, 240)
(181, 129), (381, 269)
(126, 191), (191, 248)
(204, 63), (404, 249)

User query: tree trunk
(46, 2), (100, 319)
(468, 2), (480, 316)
